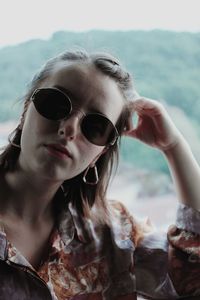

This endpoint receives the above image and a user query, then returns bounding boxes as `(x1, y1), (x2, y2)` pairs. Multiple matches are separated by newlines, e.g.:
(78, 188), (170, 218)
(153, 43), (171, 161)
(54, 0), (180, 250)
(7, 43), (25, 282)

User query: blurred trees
(0, 30), (199, 173)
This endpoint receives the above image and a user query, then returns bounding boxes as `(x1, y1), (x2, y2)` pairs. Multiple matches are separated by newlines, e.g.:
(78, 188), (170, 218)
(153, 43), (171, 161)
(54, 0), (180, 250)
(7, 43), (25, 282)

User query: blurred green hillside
(0, 30), (200, 173)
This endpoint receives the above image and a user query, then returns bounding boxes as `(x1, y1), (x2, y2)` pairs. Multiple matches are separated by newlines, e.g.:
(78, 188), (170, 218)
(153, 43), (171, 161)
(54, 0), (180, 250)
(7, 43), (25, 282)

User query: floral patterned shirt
(0, 199), (200, 300)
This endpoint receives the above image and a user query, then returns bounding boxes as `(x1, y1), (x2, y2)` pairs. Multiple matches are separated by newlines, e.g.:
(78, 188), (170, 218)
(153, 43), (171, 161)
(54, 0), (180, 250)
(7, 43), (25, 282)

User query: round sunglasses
(31, 87), (119, 146)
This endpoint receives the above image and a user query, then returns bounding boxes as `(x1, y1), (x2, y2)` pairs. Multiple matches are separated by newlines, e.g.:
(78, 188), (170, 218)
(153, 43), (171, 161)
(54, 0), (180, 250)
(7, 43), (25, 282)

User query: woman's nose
(58, 112), (82, 140)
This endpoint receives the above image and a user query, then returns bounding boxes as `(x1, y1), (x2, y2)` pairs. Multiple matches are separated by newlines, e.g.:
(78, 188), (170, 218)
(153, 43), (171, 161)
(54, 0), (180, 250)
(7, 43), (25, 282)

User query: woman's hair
(0, 49), (138, 221)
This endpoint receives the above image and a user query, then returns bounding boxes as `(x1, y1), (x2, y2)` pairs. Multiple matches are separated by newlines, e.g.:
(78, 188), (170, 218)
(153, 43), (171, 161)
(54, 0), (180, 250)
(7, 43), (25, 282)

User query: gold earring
(8, 136), (21, 149)
(83, 164), (99, 185)
(8, 124), (22, 149)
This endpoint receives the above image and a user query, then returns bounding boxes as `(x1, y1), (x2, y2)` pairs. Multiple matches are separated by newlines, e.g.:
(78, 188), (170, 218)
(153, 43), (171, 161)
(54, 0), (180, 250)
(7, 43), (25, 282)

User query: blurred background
(0, 0), (199, 233)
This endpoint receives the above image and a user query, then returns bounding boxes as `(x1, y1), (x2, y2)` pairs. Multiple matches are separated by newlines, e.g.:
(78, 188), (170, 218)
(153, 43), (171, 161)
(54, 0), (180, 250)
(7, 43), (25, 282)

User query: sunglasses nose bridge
(58, 110), (85, 140)
(63, 108), (85, 121)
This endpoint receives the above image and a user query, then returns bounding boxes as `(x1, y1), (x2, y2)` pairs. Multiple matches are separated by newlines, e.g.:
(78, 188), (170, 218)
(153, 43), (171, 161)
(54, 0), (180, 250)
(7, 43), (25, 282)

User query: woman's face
(18, 62), (124, 182)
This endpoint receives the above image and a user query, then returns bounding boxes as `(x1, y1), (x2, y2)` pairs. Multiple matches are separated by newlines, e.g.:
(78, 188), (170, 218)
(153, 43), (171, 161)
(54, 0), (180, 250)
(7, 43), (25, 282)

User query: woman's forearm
(163, 136), (200, 211)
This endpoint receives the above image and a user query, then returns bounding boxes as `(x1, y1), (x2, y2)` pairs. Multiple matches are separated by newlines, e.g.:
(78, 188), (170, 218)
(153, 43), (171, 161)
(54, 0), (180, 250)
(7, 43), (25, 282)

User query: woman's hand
(123, 97), (200, 211)
(123, 97), (183, 152)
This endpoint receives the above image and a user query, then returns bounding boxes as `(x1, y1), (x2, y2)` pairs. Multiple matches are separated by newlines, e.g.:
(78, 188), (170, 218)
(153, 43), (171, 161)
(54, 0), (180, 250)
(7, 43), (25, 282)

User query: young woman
(0, 50), (199, 299)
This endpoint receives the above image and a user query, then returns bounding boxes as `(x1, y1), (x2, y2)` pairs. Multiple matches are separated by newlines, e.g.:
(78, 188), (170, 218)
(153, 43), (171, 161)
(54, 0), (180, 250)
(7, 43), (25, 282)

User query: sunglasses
(31, 87), (119, 146)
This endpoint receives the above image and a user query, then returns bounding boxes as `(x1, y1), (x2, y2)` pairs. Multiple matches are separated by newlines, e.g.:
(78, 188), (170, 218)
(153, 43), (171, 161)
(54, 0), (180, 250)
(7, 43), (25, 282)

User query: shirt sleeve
(134, 203), (200, 299)
(167, 204), (200, 298)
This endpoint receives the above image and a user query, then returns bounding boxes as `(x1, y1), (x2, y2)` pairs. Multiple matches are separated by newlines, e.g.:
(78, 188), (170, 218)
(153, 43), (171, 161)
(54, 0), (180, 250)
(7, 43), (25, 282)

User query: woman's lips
(45, 144), (72, 159)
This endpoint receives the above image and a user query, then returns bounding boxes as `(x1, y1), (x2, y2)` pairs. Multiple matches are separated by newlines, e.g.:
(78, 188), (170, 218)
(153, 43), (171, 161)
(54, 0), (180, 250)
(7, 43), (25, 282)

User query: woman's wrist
(161, 133), (200, 210)
(161, 134), (188, 159)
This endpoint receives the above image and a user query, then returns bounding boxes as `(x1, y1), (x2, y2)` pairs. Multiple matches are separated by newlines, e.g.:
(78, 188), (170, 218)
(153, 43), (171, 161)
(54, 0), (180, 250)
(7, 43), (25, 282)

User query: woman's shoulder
(105, 199), (150, 246)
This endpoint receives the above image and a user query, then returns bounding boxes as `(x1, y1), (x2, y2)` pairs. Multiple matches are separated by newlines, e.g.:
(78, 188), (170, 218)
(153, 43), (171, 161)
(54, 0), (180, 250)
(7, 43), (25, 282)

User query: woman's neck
(0, 168), (63, 225)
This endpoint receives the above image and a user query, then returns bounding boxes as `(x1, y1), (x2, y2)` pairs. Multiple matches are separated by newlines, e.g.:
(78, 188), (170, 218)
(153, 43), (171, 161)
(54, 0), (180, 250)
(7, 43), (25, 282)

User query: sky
(0, 0), (200, 47)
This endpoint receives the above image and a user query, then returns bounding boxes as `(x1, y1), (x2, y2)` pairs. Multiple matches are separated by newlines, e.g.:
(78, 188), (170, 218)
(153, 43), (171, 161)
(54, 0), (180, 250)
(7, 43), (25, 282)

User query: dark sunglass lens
(81, 114), (117, 146)
(32, 88), (71, 120)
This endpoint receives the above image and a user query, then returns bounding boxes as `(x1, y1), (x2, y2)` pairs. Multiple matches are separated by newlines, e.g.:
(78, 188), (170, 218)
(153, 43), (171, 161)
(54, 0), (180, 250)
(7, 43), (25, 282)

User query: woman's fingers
(133, 97), (164, 117)
(122, 97), (183, 151)
(123, 97), (160, 136)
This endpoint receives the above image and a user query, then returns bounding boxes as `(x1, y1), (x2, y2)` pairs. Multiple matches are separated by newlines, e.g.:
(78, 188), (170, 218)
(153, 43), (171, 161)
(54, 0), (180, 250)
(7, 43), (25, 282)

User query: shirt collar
(0, 187), (92, 262)
(53, 186), (92, 246)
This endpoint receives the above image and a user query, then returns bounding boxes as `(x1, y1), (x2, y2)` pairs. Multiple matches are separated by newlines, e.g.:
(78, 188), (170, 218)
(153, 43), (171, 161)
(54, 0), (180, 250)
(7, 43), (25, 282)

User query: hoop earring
(8, 136), (21, 149)
(83, 164), (99, 185)
(8, 124), (22, 149)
